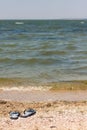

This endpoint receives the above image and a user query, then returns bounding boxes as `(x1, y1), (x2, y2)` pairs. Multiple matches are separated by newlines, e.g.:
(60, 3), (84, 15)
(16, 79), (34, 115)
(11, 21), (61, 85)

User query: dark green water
(0, 20), (87, 86)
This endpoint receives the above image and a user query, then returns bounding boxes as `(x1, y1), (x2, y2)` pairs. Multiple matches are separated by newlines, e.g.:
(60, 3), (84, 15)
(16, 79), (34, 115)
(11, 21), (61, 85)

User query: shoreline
(0, 79), (87, 91)
(1, 80), (87, 130)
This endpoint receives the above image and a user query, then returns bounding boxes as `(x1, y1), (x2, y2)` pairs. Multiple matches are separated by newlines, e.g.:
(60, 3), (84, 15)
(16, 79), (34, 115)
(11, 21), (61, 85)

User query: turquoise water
(0, 20), (87, 85)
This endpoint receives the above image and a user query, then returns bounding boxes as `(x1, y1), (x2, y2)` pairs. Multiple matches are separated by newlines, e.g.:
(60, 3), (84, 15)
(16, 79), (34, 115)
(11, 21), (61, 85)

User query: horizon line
(0, 18), (87, 20)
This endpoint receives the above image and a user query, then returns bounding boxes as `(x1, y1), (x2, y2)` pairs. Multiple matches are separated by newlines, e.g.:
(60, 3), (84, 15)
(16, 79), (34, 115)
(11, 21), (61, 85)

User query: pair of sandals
(9, 109), (36, 119)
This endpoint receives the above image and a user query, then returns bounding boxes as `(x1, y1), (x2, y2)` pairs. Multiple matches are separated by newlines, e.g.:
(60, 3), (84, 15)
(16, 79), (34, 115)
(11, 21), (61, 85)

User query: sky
(0, 0), (87, 19)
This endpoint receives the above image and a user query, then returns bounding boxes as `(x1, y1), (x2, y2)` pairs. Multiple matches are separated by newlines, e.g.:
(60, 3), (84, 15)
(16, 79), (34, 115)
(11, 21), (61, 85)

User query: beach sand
(0, 89), (87, 130)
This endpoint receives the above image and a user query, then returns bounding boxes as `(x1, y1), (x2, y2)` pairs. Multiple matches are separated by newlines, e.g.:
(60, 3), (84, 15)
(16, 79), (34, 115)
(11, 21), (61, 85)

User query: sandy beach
(0, 88), (87, 130)
(1, 18), (87, 130)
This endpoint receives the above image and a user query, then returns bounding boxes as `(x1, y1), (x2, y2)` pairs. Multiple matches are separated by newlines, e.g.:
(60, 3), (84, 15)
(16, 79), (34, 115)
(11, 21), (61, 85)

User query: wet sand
(0, 89), (87, 130)
(0, 89), (87, 102)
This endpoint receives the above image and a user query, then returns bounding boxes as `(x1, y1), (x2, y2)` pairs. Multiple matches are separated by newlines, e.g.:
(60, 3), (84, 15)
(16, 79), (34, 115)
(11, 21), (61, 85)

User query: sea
(0, 20), (87, 88)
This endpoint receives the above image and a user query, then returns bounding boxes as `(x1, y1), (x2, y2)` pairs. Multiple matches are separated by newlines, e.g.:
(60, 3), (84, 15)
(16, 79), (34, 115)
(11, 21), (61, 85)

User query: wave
(0, 57), (61, 66)
(72, 66), (87, 70)
(15, 22), (24, 25)
(0, 77), (37, 88)
(14, 58), (61, 65)
(0, 48), (3, 51)
(0, 58), (11, 62)
(40, 50), (67, 56)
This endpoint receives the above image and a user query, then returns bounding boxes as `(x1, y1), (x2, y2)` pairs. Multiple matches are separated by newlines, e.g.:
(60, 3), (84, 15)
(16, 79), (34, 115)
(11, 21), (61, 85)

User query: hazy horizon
(0, 18), (87, 20)
(0, 0), (87, 19)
